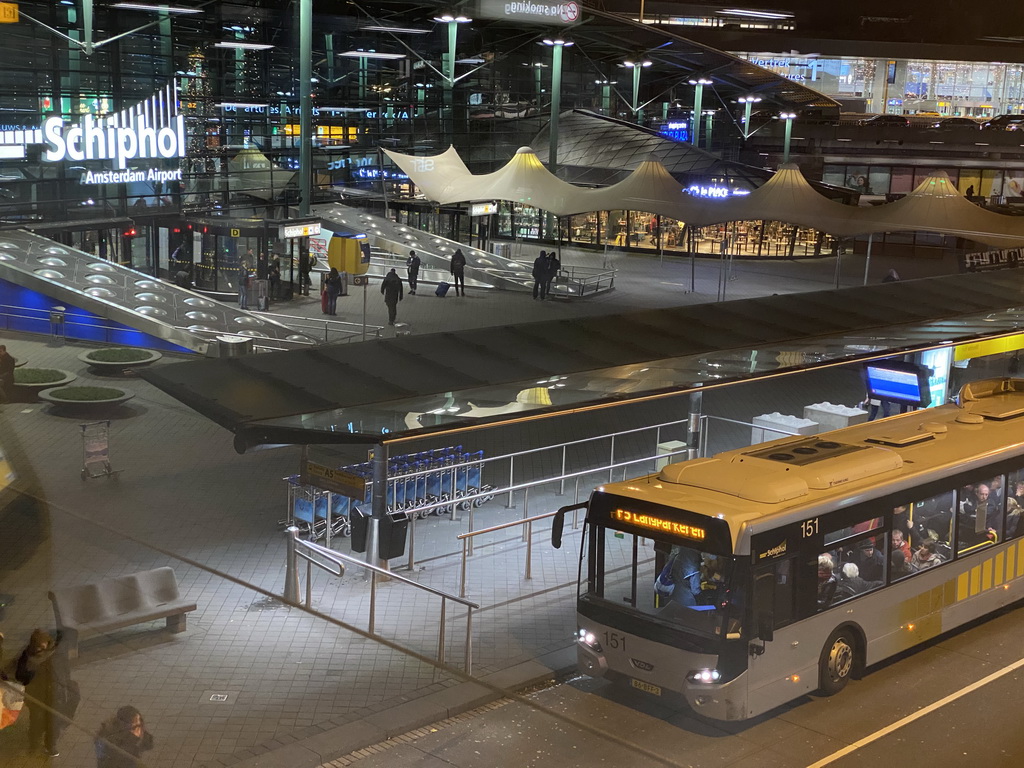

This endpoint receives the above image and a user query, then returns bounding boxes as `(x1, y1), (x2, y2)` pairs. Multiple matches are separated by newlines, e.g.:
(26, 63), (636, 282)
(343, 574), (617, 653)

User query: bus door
(746, 556), (813, 714)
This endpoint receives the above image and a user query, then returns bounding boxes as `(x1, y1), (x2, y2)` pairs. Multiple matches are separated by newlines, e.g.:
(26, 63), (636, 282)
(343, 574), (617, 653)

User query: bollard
(283, 526), (301, 604)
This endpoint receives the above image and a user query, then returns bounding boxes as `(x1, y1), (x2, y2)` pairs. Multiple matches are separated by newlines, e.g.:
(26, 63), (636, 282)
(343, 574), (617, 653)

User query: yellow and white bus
(560, 378), (1024, 720)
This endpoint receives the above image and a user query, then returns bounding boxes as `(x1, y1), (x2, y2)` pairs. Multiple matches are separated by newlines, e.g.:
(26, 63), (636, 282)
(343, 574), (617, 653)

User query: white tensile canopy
(384, 146), (1024, 248)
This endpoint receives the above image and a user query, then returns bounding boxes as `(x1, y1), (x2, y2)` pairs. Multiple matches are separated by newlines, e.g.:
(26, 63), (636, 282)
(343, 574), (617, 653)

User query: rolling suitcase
(321, 289), (329, 314)
(435, 282), (451, 297)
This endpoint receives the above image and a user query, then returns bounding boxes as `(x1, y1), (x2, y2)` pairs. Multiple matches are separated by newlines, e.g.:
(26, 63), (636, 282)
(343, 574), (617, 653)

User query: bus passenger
(855, 539), (885, 582)
(911, 540), (942, 569)
(817, 554), (837, 609)
(1006, 498), (1021, 540)
(891, 529), (912, 564)
(836, 562), (880, 600)
(959, 483), (999, 547)
(695, 554), (725, 606)
(890, 550), (913, 579)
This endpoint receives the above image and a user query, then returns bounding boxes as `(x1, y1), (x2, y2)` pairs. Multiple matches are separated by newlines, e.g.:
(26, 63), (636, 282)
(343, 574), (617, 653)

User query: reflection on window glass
(1006, 469), (1024, 541)
(958, 478), (1003, 554)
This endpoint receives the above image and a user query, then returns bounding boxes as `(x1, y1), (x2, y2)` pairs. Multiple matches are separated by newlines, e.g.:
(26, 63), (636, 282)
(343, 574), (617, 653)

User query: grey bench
(48, 567), (197, 658)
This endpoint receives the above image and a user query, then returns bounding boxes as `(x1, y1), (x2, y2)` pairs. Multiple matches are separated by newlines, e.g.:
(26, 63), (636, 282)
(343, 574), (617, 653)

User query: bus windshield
(583, 523), (745, 640)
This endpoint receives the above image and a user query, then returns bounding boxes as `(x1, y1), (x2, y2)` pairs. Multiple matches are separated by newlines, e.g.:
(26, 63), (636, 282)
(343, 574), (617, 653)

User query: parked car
(931, 116), (981, 129)
(982, 114), (1024, 131)
(860, 113), (910, 127)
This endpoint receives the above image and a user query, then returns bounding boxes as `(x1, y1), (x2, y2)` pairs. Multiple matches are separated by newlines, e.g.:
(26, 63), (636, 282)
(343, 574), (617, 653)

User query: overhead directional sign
(300, 459), (366, 500)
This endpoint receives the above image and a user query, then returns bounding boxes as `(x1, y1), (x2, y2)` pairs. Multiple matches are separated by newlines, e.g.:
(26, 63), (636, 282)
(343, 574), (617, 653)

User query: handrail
(250, 309), (384, 343)
(454, 508), (582, 598)
(284, 527), (479, 672)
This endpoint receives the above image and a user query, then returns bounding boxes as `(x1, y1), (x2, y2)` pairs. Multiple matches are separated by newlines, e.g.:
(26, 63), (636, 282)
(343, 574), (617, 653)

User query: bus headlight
(577, 628), (603, 652)
(687, 668), (721, 684)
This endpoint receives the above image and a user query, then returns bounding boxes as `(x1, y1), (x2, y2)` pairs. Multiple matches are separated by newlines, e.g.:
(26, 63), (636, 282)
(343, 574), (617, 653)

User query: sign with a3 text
(470, 201), (498, 216)
(300, 459), (366, 500)
(0, 3), (19, 23)
(477, 0), (579, 24)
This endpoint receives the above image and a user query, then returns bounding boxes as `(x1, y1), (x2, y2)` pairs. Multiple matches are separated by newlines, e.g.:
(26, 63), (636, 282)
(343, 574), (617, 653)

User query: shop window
(844, 166), (871, 194)
(957, 478), (1003, 554)
(868, 169), (891, 197)
(822, 165), (846, 188)
(891, 167), (914, 195)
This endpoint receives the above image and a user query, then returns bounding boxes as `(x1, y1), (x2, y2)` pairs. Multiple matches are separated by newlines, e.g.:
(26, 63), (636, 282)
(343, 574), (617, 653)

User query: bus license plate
(631, 679), (662, 696)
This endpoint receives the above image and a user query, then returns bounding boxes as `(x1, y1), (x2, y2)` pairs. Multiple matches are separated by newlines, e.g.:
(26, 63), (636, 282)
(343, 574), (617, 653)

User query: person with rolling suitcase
(406, 250), (420, 295)
(450, 248), (466, 296)
(380, 268), (404, 325)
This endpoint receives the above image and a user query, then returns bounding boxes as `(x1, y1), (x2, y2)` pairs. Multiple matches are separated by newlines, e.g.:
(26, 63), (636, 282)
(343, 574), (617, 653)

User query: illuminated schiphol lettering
(2, 83), (186, 171)
(612, 508), (706, 540)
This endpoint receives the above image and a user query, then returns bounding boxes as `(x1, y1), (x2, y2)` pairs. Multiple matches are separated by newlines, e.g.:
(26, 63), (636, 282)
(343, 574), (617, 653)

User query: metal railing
(697, 414), (800, 458)
(283, 527), (479, 672)
(550, 264), (616, 298)
(455, 506), (584, 598)
(250, 310), (383, 344)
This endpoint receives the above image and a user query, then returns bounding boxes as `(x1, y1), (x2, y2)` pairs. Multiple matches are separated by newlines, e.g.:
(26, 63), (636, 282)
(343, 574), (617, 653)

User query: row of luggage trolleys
(284, 446), (495, 541)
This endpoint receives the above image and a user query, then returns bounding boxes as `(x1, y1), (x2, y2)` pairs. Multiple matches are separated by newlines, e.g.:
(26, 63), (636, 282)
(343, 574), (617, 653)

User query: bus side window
(1007, 468), (1024, 541)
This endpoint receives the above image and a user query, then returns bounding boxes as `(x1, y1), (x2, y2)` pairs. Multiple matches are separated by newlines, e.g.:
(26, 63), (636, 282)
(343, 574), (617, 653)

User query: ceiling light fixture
(112, 2), (202, 12)
(339, 50), (407, 60)
(214, 41), (274, 50)
(361, 25), (431, 34)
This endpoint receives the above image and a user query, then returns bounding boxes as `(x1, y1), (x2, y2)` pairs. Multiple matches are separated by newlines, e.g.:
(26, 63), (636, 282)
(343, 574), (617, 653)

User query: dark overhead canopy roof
(142, 271), (1024, 452)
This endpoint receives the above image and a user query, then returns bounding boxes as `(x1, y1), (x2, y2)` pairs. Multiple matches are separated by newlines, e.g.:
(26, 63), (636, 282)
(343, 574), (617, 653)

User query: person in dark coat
(16, 629), (77, 757)
(0, 344), (16, 403)
(380, 268), (404, 325)
(406, 250), (420, 295)
(324, 267), (342, 315)
(298, 251), (314, 295)
(268, 256), (281, 300)
(450, 248), (467, 296)
(544, 250), (561, 298)
(95, 705), (153, 768)
(237, 261), (250, 309)
(532, 250), (547, 300)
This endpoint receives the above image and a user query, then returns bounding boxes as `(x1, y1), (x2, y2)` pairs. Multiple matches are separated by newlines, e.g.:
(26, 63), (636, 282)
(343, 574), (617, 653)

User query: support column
(548, 43), (563, 174)
(370, 443), (389, 568)
(686, 391), (703, 460)
(298, 0), (313, 216)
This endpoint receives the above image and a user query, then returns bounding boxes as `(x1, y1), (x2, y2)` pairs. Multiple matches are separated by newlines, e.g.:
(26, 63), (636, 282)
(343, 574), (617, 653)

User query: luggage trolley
(80, 420), (119, 480)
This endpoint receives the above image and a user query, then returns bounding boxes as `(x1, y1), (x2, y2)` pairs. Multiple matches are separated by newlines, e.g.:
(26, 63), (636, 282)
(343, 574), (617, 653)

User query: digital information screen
(864, 363), (930, 406)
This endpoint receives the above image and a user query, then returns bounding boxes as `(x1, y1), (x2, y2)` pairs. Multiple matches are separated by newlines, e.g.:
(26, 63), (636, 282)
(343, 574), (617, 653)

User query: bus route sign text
(612, 508), (706, 540)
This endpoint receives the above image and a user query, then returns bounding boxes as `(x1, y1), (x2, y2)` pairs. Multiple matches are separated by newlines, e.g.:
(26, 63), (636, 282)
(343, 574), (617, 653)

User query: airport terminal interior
(4, 1), (1024, 767)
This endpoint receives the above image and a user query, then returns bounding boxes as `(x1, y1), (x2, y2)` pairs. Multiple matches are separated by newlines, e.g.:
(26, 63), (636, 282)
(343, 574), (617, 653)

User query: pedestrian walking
(532, 250), (547, 300)
(406, 250), (420, 294)
(324, 267), (342, 315)
(450, 248), (466, 296)
(268, 255), (281, 300)
(544, 250), (561, 298)
(0, 344), (16, 403)
(380, 267), (404, 325)
(15, 629), (78, 758)
(298, 251), (315, 296)
(237, 261), (250, 309)
(95, 706), (153, 768)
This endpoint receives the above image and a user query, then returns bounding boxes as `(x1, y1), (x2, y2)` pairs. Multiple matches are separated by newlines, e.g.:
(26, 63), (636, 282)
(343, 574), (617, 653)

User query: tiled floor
(0, 241), (948, 768)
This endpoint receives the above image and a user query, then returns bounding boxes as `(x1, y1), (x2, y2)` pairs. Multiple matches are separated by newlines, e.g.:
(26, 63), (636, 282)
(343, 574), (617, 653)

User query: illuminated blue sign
(658, 120), (690, 143)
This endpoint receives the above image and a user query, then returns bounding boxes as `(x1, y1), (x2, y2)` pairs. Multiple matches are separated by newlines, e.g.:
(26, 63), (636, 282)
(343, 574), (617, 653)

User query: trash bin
(216, 334), (253, 357)
(377, 509), (409, 560)
(349, 505), (369, 553)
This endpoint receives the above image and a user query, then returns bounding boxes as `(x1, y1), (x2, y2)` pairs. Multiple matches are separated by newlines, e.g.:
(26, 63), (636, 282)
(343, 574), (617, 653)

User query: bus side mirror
(756, 612), (774, 643)
(551, 510), (565, 549)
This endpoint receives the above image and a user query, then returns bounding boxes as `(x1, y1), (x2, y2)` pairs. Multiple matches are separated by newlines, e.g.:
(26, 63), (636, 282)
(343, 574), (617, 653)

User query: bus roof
(600, 378), (1024, 551)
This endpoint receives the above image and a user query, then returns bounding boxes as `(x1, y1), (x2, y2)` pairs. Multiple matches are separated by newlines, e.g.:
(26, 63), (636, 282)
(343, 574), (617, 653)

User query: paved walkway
(0, 237), (953, 768)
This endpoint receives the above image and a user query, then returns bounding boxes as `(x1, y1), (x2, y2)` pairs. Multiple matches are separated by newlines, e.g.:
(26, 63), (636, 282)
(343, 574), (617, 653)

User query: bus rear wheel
(818, 628), (856, 695)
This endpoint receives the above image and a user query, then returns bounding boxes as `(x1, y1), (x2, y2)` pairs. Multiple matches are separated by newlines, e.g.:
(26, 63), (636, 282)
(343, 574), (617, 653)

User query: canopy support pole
(863, 233), (874, 286)
(833, 238), (842, 289)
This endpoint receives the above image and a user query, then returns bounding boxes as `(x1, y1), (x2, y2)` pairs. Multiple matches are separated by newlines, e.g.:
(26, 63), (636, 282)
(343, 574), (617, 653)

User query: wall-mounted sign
(299, 458), (366, 500)
(0, 83), (186, 184)
(685, 184), (751, 198)
(279, 220), (322, 239)
(470, 201), (498, 216)
(0, 2), (19, 23)
(477, 0), (579, 24)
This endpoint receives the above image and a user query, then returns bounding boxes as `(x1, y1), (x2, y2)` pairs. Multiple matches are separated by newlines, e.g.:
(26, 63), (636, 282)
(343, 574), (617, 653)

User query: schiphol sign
(478, 0), (580, 24)
(1, 83), (185, 185)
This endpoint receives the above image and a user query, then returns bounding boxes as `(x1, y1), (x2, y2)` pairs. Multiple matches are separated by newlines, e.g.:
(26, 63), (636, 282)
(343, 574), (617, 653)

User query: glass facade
(738, 52), (1024, 117)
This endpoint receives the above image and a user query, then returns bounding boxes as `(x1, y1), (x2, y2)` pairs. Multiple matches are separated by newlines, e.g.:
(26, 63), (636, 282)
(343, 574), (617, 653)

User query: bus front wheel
(818, 629), (856, 695)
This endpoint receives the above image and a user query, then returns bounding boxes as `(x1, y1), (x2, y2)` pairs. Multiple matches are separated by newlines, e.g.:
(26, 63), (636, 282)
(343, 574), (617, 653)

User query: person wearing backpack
(95, 705), (153, 768)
